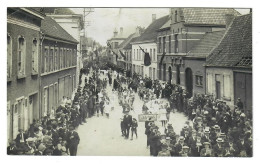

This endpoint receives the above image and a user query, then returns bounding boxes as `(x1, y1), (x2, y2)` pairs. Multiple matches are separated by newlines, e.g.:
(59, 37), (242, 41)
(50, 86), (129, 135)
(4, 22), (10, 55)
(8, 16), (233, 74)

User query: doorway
(216, 81), (221, 99)
(176, 65), (180, 84)
(168, 66), (172, 84)
(185, 68), (193, 98)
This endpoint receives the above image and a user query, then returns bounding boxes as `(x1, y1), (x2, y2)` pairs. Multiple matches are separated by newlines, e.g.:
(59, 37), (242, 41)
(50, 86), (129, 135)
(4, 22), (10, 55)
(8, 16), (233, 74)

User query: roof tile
(206, 14), (252, 67)
(41, 16), (78, 43)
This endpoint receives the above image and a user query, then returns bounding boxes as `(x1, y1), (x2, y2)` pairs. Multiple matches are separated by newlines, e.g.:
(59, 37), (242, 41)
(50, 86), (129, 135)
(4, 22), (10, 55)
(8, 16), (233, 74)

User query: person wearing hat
(180, 145), (191, 157)
(66, 125), (80, 156)
(149, 129), (161, 156)
(236, 135), (251, 157)
(200, 142), (213, 157)
(120, 116), (126, 137)
(212, 138), (224, 157)
(123, 111), (132, 139)
(130, 118), (138, 140)
(175, 136), (185, 156)
(158, 143), (171, 156)
(201, 129), (211, 145)
(236, 98), (244, 110)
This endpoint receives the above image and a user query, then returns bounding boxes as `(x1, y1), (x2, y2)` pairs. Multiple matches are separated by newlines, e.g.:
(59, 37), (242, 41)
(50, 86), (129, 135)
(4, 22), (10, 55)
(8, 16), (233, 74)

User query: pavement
(76, 72), (188, 156)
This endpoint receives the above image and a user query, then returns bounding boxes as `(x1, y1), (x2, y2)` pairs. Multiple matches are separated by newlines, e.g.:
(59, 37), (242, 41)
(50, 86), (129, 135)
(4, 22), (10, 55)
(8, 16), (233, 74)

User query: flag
(119, 50), (126, 60)
(139, 45), (151, 66)
(159, 52), (166, 65)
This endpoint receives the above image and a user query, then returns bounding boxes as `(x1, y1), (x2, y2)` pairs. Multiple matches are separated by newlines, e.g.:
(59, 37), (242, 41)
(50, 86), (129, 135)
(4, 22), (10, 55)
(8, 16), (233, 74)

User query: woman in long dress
(159, 105), (167, 127)
(104, 100), (111, 118)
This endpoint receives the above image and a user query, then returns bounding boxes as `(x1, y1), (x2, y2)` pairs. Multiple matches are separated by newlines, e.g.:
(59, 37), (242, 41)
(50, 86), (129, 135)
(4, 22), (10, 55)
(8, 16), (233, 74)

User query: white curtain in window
(223, 75), (231, 98)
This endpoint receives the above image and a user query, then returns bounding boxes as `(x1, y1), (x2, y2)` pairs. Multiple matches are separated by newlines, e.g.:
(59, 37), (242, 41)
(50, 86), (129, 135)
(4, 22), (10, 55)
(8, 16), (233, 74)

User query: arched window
(18, 36), (26, 76)
(32, 39), (38, 73)
(7, 34), (12, 79)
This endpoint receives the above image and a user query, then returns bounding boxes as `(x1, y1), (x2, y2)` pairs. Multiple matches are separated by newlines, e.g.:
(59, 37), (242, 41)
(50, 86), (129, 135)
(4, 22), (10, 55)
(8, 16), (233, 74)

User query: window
(70, 49), (73, 67)
(60, 48), (63, 69)
(54, 48), (58, 70)
(63, 48), (66, 68)
(163, 37), (166, 53)
(65, 49), (68, 67)
(150, 49), (152, 60)
(130, 51), (132, 61)
(133, 49), (135, 60)
(7, 34), (12, 78)
(153, 48), (156, 61)
(18, 37), (26, 75)
(195, 75), (203, 86)
(153, 68), (156, 80)
(114, 42), (119, 49)
(74, 49), (77, 66)
(174, 34), (178, 53)
(32, 39), (38, 73)
(44, 47), (49, 72)
(49, 48), (54, 72)
(43, 87), (48, 116)
(137, 49), (139, 60)
(169, 35), (171, 53)
(223, 75), (231, 99)
(159, 37), (161, 53)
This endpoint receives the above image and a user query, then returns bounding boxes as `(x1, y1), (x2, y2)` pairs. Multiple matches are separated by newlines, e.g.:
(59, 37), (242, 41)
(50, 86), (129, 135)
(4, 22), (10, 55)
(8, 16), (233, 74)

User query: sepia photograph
(5, 4), (253, 158)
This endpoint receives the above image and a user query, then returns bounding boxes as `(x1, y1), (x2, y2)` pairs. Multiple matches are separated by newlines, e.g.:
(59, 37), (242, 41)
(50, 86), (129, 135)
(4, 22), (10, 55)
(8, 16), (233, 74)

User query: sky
(71, 8), (250, 46)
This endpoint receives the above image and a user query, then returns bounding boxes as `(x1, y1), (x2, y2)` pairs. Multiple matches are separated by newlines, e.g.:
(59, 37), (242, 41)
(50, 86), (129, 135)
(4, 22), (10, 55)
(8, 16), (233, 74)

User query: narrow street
(76, 73), (188, 156)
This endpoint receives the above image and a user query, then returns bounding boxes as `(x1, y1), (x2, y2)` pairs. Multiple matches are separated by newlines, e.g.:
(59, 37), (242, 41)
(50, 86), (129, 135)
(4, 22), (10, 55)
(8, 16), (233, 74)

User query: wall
(49, 15), (82, 89)
(184, 58), (206, 95)
(7, 18), (41, 141)
(40, 39), (77, 117)
(206, 67), (234, 108)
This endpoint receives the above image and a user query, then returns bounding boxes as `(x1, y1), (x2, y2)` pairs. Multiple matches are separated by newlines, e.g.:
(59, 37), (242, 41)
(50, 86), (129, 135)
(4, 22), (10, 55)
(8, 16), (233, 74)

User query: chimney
(113, 28), (118, 37)
(152, 14), (156, 22)
(225, 14), (235, 28)
(136, 26), (140, 35)
(120, 27), (123, 36)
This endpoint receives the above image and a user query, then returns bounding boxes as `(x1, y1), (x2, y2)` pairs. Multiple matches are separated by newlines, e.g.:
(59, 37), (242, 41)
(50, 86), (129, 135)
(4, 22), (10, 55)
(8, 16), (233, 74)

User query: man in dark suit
(66, 125), (80, 156)
(123, 110), (132, 139)
(15, 129), (27, 147)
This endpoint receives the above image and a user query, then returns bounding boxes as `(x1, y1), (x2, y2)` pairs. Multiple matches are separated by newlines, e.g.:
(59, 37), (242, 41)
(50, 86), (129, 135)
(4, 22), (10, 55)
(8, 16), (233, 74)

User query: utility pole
(82, 8), (94, 61)
(83, 8), (94, 38)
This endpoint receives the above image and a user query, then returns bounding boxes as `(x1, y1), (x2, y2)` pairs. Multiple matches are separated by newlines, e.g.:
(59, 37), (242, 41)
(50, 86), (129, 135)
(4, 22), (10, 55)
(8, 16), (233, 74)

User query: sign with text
(138, 114), (157, 122)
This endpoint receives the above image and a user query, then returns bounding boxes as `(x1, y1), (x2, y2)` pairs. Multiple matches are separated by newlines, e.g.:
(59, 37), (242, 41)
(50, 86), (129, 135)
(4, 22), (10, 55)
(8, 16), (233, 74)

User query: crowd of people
(128, 74), (253, 157)
(7, 64), (253, 157)
(7, 67), (113, 156)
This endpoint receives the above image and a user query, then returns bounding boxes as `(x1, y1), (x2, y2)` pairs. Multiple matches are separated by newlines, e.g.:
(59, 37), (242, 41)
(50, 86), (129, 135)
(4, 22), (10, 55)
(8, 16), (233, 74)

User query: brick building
(157, 8), (240, 98)
(40, 16), (78, 118)
(184, 30), (225, 96)
(7, 8), (44, 140)
(205, 14), (252, 111)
